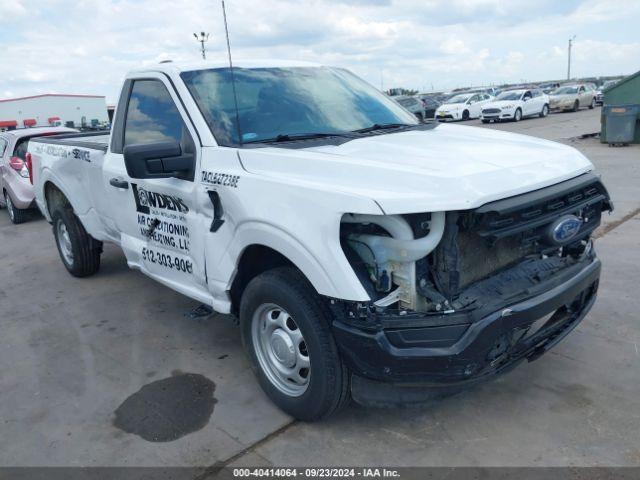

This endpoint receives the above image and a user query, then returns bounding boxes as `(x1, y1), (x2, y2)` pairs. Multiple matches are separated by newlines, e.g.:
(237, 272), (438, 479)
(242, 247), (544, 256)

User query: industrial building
(0, 94), (108, 131)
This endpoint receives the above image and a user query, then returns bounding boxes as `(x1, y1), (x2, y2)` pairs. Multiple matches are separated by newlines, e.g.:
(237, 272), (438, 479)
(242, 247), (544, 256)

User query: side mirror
(123, 141), (193, 180)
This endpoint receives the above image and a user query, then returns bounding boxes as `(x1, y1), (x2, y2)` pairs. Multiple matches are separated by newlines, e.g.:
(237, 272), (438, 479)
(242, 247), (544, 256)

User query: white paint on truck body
(29, 60), (595, 315)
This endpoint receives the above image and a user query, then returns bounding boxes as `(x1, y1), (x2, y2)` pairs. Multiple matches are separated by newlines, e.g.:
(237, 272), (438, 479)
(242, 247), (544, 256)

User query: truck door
(102, 76), (211, 304)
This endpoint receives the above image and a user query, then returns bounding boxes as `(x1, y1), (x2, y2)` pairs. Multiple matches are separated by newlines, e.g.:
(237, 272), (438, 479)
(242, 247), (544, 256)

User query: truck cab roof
(128, 59), (322, 76)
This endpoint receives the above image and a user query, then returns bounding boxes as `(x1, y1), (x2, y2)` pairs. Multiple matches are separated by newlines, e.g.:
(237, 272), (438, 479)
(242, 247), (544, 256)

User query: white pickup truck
(29, 60), (612, 420)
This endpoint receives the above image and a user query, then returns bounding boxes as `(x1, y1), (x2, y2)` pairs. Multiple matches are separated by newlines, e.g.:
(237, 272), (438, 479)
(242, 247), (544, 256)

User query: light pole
(567, 35), (576, 80)
(193, 31), (210, 60)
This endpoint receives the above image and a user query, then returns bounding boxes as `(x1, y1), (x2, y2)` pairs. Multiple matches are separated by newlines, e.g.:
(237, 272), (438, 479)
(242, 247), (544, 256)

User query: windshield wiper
(351, 123), (416, 134)
(243, 132), (355, 144)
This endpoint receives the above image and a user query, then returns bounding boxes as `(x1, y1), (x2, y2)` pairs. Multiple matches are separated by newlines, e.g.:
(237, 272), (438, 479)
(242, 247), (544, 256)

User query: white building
(0, 94), (108, 131)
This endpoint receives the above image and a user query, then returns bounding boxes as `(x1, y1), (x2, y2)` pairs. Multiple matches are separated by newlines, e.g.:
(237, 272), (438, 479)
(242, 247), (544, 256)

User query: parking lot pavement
(1, 110), (639, 470)
(473, 106), (602, 141)
(0, 215), (291, 466)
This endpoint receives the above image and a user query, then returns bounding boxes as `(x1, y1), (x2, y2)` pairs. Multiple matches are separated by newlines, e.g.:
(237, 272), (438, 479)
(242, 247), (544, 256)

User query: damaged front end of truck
(335, 173), (612, 406)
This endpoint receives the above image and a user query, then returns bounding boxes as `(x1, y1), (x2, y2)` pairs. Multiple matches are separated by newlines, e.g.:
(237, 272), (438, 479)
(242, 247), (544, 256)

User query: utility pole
(567, 35), (576, 80)
(193, 31), (210, 60)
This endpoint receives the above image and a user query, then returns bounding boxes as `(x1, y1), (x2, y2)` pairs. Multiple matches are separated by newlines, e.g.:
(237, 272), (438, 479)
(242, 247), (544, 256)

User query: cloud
(0, 0), (27, 18)
(0, 0), (638, 101)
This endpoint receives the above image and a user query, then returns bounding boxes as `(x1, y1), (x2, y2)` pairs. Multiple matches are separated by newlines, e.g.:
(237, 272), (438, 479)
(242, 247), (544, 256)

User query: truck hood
(238, 124), (593, 214)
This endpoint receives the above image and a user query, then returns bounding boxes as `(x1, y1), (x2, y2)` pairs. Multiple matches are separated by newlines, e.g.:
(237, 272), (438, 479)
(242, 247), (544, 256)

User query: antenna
(221, 0), (243, 145)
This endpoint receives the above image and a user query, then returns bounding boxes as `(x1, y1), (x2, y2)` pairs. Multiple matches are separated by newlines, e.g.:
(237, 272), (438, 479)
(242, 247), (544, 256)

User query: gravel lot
(1, 108), (639, 470)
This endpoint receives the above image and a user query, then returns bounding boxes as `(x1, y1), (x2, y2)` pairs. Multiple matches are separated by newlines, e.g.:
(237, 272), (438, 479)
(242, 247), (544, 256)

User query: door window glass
(124, 80), (190, 147)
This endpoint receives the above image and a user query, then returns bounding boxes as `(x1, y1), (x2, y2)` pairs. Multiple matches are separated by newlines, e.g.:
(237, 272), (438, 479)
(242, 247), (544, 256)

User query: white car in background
(480, 89), (549, 123)
(435, 92), (493, 121)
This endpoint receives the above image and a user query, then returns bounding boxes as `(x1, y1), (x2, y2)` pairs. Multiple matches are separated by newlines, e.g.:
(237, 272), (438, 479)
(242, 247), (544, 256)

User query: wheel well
(229, 245), (296, 315)
(44, 182), (71, 216)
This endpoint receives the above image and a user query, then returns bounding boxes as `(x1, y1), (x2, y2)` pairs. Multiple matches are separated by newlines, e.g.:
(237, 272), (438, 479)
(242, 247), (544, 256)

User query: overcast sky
(1, 0), (639, 103)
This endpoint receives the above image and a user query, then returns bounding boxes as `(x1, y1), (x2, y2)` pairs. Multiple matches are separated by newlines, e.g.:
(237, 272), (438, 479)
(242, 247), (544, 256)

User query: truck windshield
(180, 66), (418, 146)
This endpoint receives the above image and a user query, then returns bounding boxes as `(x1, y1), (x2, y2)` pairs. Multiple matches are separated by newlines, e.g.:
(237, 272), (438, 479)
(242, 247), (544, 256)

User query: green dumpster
(602, 105), (639, 145)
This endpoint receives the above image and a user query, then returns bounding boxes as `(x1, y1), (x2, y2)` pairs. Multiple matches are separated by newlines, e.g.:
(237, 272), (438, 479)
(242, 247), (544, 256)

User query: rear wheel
(52, 208), (102, 277)
(540, 104), (549, 118)
(240, 267), (350, 421)
(589, 97), (596, 109)
(514, 108), (522, 122)
(4, 191), (28, 224)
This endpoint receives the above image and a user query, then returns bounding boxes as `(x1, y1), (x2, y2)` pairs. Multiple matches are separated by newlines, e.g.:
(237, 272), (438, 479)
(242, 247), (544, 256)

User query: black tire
(415, 112), (424, 122)
(52, 208), (102, 277)
(4, 191), (29, 224)
(539, 104), (549, 118)
(573, 100), (579, 112)
(589, 97), (595, 109)
(514, 108), (522, 122)
(462, 110), (470, 121)
(240, 267), (350, 421)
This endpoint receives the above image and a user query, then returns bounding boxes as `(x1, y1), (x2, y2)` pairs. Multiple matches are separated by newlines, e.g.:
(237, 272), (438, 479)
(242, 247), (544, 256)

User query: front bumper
(550, 102), (574, 111)
(436, 112), (459, 121)
(332, 257), (601, 405)
(481, 111), (514, 121)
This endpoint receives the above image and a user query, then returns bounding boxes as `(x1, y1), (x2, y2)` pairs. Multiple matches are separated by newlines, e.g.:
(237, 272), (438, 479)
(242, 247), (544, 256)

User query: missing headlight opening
(340, 173), (612, 315)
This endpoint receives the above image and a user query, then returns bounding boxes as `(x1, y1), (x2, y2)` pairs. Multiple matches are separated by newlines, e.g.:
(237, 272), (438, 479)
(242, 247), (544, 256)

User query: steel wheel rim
(515, 109), (521, 121)
(543, 105), (548, 116)
(5, 193), (14, 221)
(57, 220), (74, 265)
(251, 303), (310, 397)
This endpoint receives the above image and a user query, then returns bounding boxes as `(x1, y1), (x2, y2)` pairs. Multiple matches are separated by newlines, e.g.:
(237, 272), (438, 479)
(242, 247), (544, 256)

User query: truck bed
(29, 131), (110, 151)
(29, 131), (113, 242)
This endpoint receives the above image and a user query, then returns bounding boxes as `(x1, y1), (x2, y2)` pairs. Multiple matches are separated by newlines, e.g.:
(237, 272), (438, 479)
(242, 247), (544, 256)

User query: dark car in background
(391, 95), (427, 120)
(417, 94), (441, 118)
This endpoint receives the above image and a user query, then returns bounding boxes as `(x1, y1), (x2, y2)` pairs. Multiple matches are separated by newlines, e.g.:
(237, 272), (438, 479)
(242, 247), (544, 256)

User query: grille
(471, 173), (611, 243)
(483, 108), (501, 114)
(431, 174), (611, 296)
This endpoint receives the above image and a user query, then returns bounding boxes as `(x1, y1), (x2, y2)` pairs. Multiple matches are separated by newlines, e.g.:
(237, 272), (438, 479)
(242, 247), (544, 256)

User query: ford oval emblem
(549, 215), (582, 244)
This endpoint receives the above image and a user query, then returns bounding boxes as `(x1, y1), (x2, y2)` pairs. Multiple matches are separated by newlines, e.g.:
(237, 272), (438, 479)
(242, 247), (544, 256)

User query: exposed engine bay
(340, 173), (612, 314)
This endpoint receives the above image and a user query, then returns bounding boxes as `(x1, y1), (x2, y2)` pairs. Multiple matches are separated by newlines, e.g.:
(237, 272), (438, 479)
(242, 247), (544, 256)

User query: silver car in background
(0, 127), (76, 223)
(549, 84), (597, 112)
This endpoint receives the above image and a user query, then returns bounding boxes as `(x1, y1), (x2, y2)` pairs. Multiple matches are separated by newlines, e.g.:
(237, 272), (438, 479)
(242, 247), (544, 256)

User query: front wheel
(52, 208), (102, 277)
(514, 108), (522, 122)
(240, 267), (350, 421)
(573, 100), (579, 112)
(462, 110), (470, 121)
(540, 104), (549, 118)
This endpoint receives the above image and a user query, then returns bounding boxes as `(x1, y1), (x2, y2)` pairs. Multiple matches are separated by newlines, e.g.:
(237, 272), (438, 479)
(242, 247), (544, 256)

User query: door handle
(109, 178), (129, 189)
